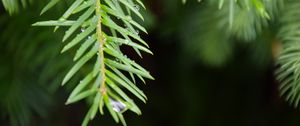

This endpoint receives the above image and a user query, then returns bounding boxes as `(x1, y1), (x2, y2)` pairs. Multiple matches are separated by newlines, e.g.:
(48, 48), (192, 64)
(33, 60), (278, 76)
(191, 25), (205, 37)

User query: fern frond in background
(178, 0), (275, 66)
(276, 0), (300, 108)
(33, 0), (153, 125)
(215, 0), (282, 41)
(183, 0), (282, 41)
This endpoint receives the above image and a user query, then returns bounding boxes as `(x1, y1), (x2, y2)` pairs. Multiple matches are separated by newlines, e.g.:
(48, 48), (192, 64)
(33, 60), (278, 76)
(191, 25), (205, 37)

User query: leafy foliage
(178, 0), (278, 66)
(33, 0), (153, 125)
(180, 0), (300, 109)
(4, 0), (300, 125)
(183, 0), (282, 41)
(1, 0), (33, 15)
(215, 0), (282, 41)
(276, 0), (300, 108)
(0, 6), (71, 125)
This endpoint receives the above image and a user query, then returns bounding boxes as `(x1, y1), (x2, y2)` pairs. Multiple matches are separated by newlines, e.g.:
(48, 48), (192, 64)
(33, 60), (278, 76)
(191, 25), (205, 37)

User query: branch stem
(96, 0), (106, 95)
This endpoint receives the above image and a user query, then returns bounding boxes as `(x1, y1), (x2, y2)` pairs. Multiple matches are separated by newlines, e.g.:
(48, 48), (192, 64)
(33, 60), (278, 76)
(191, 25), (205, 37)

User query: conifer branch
(95, 0), (107, 95)
(32, 0), (153, 125)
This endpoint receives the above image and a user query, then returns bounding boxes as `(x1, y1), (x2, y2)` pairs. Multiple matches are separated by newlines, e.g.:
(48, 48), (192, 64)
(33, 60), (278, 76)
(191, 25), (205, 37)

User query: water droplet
(81, 28), (85, 32)
(88, 36), (91, 39)
(134, 4), (140, 11)
(109, 98), (126, 112)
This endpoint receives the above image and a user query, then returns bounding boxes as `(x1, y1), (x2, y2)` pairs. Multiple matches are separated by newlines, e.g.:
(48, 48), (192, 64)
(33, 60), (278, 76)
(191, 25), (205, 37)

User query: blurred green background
(1, 0), (300, 126)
